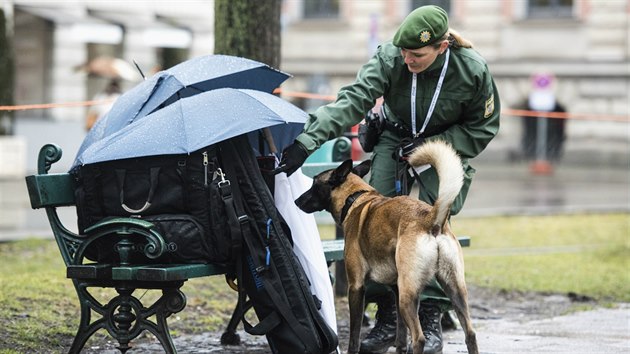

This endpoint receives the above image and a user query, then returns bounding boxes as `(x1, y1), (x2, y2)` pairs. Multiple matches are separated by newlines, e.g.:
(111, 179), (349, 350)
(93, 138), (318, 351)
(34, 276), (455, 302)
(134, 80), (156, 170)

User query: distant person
(276, 5), (500, 354)
(521, 99), (567, 163)
(85, 79), (121, 131)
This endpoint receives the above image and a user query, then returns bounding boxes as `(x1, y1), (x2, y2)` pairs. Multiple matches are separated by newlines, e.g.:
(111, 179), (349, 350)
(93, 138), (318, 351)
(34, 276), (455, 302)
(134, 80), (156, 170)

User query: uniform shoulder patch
(484, 94), (495, 118)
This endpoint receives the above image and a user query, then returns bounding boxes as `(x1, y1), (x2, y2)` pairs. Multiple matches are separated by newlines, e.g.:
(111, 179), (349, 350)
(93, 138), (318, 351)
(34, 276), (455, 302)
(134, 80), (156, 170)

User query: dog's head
(295, 159), (372, 214)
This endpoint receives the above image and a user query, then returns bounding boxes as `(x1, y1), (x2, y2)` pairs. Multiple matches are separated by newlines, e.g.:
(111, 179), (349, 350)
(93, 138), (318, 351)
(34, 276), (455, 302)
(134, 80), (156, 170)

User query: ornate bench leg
(110, 287), (137, 353)
(151, 287), (188, 354)
(69, 282), (107, 354)
(67, 282), (187, 354)
(111, 285), (187, 354)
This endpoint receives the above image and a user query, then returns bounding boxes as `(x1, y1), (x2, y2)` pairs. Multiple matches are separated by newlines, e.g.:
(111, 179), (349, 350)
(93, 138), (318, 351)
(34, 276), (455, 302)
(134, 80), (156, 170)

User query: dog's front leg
(347, 285), (366, 354)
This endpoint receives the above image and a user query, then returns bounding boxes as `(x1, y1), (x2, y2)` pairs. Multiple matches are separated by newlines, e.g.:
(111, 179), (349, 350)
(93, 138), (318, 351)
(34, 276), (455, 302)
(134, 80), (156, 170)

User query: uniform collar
(423, 50), (448, 76)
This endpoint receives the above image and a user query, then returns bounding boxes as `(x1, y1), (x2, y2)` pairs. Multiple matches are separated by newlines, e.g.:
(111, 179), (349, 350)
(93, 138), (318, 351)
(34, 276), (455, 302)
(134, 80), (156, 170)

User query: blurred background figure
(84, 79), (121, 132)
(520, 73), (567, 174)
(75, 56), (141, 82)
(74, 56), (140, 132)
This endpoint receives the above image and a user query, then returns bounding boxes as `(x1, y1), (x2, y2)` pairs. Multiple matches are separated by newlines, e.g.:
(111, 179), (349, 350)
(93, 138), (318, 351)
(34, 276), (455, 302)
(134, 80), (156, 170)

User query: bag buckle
(217, 167), (230, 187)
(237, 215), (249, 224)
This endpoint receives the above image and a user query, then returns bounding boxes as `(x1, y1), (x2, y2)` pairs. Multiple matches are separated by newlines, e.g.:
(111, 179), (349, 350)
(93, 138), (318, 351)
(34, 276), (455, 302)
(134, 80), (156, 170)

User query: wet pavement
(442, 304), (630, 353)
(80, 298), (630, 354)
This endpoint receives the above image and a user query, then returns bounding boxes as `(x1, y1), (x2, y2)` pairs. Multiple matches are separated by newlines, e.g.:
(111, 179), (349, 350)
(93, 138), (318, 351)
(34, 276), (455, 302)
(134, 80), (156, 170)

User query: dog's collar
(339, 190), (368, 224)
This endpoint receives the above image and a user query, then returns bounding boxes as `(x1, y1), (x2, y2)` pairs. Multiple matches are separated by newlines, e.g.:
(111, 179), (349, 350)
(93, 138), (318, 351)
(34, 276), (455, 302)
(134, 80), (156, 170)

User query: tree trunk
(214, 0), (281, 68)
(0, 9), (15, 135)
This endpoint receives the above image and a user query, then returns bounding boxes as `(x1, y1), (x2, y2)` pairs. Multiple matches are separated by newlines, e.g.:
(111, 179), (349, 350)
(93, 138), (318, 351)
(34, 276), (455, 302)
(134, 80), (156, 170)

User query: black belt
(382, 118), (413, 138)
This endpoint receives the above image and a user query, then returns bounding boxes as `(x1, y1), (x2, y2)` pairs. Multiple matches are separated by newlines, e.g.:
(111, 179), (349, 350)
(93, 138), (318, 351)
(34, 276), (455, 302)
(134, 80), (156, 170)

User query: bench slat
(67, 264), (112, 279)
(322, 239), (344, 262)
(112, 264), (227, 281)
(320, 236), (469, 263)
(301, 162), (341, 178)
(25, 173), (75, 208)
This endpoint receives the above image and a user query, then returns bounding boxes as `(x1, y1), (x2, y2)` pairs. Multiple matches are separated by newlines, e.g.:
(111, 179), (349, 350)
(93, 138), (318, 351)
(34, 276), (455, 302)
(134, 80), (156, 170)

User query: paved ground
(442, 305), (630, 353)
(83, 291), (630, 354)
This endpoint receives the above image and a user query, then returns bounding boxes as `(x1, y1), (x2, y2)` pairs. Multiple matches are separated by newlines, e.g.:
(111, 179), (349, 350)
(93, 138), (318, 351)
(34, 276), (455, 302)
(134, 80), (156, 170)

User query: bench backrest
(25, 173), (75, 209)
(24, 144), (89, 267)
(24, 143), (76, 209)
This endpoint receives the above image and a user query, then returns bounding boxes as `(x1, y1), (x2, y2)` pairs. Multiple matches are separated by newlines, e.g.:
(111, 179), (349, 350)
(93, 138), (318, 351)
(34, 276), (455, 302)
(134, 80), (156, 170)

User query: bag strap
(217, 168), (244, 260)
(217, 162), (253, 340)
(219, 152), (276, 337)
(115, 167), (160, 214)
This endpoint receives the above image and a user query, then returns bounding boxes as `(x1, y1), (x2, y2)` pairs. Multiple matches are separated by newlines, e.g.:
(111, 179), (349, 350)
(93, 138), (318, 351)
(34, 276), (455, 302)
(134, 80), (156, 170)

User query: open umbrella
(77, 55), (290, 160)
(74, 88), (308, 166)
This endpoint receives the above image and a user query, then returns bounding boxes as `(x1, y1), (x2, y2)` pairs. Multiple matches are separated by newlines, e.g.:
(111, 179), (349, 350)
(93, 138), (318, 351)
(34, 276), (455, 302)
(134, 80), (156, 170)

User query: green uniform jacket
(296, 42), (500, 214)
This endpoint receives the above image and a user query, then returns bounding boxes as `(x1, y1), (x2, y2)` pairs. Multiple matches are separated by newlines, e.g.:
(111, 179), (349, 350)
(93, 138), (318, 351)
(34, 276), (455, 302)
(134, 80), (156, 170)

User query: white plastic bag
(274, 168), (338, 335)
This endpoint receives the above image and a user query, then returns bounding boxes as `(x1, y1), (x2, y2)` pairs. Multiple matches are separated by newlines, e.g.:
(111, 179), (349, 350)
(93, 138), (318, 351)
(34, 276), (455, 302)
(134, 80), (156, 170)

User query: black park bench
(25, 141), (469, 353)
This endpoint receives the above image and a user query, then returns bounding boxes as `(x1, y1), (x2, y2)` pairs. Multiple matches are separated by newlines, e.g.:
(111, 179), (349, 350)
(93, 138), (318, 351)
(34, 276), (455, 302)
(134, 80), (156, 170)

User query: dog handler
(277, 5), (500, 354)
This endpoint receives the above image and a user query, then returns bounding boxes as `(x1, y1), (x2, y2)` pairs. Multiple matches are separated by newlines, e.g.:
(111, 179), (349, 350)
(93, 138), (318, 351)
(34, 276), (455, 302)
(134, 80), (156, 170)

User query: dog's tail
(407, 140), (463, 233)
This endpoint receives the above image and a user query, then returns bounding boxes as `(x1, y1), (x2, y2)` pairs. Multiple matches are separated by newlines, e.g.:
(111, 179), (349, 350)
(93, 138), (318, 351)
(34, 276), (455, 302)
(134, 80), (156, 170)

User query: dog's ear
(352, 159), (372, 178)
(329, 159), (354, 188)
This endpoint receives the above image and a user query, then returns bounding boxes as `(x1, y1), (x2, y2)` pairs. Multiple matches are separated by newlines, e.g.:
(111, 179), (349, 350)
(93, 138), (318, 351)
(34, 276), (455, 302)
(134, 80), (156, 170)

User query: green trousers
(364, 132), (475, 311)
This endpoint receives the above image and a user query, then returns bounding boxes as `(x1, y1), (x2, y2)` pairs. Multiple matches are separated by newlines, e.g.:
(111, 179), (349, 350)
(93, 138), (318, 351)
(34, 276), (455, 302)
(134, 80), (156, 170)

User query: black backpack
(220, 136), (338, 354)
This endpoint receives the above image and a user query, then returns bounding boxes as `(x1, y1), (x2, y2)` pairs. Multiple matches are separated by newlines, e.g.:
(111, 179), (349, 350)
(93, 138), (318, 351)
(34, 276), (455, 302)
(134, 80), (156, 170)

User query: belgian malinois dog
(295, 140), (478, 354)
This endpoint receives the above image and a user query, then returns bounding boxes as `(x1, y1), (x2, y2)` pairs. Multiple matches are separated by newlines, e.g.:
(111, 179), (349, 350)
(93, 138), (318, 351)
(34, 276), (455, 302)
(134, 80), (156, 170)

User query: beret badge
(419, 30), (431, 43)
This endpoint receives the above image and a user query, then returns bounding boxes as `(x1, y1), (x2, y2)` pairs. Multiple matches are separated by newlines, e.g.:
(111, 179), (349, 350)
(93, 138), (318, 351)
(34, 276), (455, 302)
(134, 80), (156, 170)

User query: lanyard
(410, 48), (450, 137)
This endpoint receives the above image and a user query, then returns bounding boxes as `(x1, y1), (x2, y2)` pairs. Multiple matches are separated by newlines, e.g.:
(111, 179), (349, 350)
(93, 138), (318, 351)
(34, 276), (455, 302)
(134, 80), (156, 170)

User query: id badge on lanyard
(409, 48), (450, 174)
(410, 48), (450, 137)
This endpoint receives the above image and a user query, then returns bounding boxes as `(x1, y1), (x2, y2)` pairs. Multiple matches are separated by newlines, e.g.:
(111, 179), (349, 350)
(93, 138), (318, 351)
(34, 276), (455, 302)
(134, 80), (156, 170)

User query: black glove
(393, 136), (425, 161)
(274, 141), (309, 176)
(358, 111), (385, 152)
(366, 110), (384, 131)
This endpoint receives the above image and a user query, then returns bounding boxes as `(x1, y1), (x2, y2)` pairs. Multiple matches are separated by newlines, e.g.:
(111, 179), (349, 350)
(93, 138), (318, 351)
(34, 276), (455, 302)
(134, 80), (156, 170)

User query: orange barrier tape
(274, 89), (628, 122)
(1, 90), (628, 122)
(0, 98), (115, 111)
(502, 108), (629, 123)
(273, 88), (336, 101)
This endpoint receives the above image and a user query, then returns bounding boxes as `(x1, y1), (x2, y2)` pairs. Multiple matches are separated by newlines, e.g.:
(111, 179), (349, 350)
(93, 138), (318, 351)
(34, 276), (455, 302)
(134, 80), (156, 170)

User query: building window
(528, 0), (574, 19)
(411, 0), (451, 14)
(303, 0), (339, 19)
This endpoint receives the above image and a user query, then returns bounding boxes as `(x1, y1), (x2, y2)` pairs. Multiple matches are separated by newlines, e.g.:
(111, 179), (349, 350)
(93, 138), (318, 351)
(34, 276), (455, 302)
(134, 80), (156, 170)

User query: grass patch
(0, 239), (239, 353)
(452, 213), (630, 302)
(0, 213), (628, 351)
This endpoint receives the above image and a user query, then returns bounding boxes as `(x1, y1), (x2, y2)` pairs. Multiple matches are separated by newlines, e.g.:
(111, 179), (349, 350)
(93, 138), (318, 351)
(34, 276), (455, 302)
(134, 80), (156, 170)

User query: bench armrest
(76, 217), (168, 265)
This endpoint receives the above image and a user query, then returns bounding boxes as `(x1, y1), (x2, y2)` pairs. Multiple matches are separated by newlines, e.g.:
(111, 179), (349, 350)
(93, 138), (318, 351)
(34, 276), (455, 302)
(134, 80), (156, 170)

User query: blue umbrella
(77, 55), (290, 161)
(74, 88), (308, 166)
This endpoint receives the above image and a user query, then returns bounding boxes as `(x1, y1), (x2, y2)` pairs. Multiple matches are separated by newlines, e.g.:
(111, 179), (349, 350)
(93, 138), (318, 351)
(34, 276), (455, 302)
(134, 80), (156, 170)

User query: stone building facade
(5, 0), (629, 163)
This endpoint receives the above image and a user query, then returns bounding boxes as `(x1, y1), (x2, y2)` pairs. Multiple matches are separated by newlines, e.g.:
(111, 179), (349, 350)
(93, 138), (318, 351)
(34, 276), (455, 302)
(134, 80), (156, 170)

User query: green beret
(393, 5), (449, 49)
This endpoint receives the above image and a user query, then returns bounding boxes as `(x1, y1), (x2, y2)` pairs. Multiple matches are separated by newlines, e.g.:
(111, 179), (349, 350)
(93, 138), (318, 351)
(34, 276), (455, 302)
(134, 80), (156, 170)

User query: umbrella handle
(262, 128), (278, 155)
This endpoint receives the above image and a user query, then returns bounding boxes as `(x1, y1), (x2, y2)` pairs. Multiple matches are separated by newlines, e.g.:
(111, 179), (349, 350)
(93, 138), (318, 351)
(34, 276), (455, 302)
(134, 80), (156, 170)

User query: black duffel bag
(71, 146), (231, 264)
(221, 136), (338, 354)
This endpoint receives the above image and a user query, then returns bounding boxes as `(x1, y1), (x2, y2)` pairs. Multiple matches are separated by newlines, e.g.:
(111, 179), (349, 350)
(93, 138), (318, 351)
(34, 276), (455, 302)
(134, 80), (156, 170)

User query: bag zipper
(203, 151), (209, 187)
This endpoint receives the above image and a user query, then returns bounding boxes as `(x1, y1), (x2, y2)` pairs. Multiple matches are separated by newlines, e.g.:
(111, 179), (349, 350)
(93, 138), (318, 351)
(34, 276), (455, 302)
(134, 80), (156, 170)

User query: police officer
(277, 5), (500, 354)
